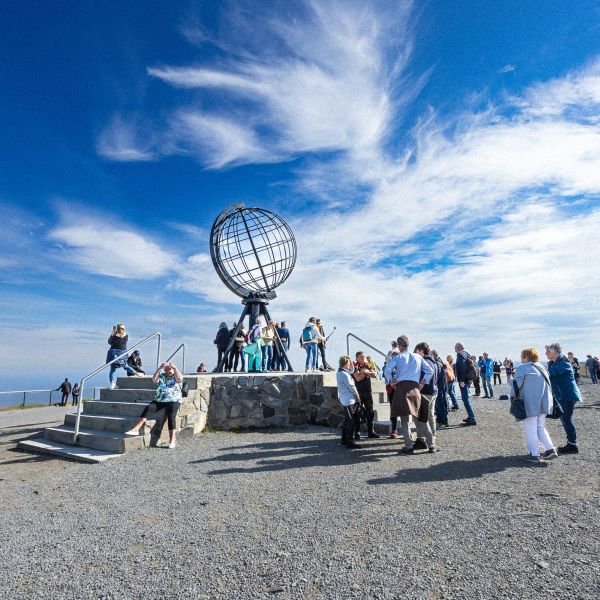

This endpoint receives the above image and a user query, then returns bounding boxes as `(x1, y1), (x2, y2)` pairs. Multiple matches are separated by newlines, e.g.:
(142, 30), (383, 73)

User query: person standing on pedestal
(300, 317), (324, 373)
(316, 318), (330, 371)
(213, 322), (230, 371)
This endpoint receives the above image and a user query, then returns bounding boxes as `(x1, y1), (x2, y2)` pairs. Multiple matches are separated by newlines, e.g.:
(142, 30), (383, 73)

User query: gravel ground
(0, 383), (598, 600)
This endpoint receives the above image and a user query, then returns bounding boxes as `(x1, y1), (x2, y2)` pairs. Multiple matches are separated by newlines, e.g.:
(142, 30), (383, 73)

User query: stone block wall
(206, 373), (345, 430)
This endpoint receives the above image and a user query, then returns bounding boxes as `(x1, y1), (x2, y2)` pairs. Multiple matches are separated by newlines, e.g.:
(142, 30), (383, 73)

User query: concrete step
(100, 388), (157, 403)
(64, 413), (141, 433)
(116, 376), (200, 390)
(84, 400), (150, 417)
(17, 438), (122, 463)
(45, 425), (147, 454)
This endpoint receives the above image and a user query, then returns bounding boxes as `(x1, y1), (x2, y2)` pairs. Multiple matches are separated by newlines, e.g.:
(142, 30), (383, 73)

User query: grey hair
(545, 342), (562, 355)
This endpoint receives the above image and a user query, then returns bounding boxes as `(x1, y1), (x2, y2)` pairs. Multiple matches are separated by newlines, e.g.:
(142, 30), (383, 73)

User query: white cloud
(49, 214), (178, 280)
(499, 64), (516, 73)
(97, 115), (157, 161)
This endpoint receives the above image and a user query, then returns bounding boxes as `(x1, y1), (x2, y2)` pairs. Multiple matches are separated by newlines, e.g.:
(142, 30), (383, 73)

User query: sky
(1, 0), (599, 392)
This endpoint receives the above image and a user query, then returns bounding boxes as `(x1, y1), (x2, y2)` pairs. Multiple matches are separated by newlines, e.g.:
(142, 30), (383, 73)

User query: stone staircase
(18, 375), (210, 463)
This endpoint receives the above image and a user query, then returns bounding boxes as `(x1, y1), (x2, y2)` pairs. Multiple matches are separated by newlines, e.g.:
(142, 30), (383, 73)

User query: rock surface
(0, 381), (599, 599)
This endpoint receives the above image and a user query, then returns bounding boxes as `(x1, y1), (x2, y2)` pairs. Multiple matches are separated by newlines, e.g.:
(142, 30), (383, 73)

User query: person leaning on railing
(107, 324), (143, 389)
(125, 362), (183, 449)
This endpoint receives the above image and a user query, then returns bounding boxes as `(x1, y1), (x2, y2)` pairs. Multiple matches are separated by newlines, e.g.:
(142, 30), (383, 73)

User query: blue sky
(1, 0), (600, 391)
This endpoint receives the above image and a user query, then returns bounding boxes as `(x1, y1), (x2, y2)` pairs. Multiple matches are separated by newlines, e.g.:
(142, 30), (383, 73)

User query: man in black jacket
(454, 343), (477, 426)
(56, 378), (72, 406)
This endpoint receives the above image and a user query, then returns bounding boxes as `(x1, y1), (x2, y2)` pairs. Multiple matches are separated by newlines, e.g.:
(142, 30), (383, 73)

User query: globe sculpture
(209, 204), (297, 372)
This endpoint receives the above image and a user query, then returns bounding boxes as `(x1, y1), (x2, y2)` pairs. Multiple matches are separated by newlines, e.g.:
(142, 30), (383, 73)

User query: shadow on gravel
(191, 437), (400, 474)
(366, 455), (523, 485)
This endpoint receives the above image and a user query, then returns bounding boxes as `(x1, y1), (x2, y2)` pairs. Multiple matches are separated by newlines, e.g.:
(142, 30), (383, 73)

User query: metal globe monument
(210, 204), (297, 372)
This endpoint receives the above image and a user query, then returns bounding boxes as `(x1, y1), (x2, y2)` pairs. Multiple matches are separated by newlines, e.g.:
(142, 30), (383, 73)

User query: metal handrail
(164, 343), (185, 373)
(0, 389), (56, 407)
(346, 333), (388, 360)
(73, 331), (162, 442)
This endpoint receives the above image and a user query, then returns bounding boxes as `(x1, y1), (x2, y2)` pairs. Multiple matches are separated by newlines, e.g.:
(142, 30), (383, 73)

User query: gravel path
(0, 383), (598, 599)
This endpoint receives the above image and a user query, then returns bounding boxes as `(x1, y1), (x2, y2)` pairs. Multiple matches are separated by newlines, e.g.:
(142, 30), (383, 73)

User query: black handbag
(510, 380), (527, 421)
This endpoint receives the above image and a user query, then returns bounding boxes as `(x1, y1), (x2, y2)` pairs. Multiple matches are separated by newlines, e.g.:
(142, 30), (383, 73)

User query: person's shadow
(366, 455), (530, 485)
(190, 434), (401, 475)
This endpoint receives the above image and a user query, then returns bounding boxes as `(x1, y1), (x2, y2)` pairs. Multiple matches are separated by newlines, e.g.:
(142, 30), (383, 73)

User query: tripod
(216, 293), (294, 373)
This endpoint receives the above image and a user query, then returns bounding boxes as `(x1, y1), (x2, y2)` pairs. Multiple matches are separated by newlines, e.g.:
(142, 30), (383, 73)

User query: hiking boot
(413, 439), (427, 450)
(558, 443), (579, 455)
(389, 431), (398, 439)
(450, 406), (459, 411)
(346, 442), (362, 449)
(463, 420), (477, 426)
(399, 447), (414, 455)
(543, 448), (558, 460)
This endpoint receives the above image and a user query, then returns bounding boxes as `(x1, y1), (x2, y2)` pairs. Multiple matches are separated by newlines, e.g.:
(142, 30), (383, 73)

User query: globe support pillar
(215, 295), (294, 373)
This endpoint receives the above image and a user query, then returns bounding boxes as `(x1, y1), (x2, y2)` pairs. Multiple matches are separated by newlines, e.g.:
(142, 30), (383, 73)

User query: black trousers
(141, 401), (180, 431)
(359, 392), (375, 430)
(227, 349), (244, 371)
(493, 373), (501, 385)
(341, 405), (356, 445)
(473, 377), (481, 396)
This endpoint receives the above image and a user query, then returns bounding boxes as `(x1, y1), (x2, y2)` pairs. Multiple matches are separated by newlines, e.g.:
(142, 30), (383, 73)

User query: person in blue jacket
(545, 342), (582, 454)
(477, 352), (495, 398)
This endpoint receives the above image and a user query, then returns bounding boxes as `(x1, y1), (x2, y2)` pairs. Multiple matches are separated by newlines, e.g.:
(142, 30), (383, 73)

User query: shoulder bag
(531, 363), (563, 419)
(510, 378), (527, 421)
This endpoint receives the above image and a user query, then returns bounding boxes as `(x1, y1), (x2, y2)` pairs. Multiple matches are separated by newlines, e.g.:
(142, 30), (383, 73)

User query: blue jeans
(447, 380), (458, 408)
(560, 398), (577, 445)
(305, 343), (318, 370)
(460, 382), (476, 422)
(435, 388), (449, 425)
(482, 375), (494, 397)
(590, 369), (598, 384)
(109, 362), (137, 383)
(261, 345), (273, 371)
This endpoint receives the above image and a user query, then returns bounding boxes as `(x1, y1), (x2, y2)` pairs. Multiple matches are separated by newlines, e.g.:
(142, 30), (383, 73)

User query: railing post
(156, 334), (161, 369)
(182, 345), (186, 373)
(48, 391), (52, 406)
(22, 391), (26, 407)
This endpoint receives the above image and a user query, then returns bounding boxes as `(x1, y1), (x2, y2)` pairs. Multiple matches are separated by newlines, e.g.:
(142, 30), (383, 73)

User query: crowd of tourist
(211, 316), (335, 373)
(337, 336), (589, 462)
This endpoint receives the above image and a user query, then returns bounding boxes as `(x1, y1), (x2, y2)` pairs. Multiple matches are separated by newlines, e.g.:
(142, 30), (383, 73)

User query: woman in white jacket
(511, 347), (558, 463)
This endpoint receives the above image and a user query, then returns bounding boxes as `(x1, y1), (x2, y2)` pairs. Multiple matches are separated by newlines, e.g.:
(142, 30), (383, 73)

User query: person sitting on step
(125, 362), (183, 449)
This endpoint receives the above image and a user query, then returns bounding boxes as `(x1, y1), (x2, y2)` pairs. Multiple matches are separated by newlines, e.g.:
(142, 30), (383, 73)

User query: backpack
(463, 353), (478, 381)
(249, 325), (261, 343)
(302, 326), (315, 343)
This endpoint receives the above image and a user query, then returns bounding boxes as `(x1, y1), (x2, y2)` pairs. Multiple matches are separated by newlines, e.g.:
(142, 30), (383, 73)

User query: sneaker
(168, 441), (177, 449)
(124, 429), (138, 436)
(450, 406), (459, 411)
(543, 448), (558, 460)
(399, 447), (414, 455)
(437, 423), (449, 429)
(463, 420), (477, 426)
(346, 442), (362, 449)
(367, 431), (380, 439)
(428, 446), (439, 453)
(136, 372), (144, 377)
(389, 431), (398, 439)
(557, 443), (579, 455)
(109, 381), (117, 390)
(413, 439), (428, 450)
(520, 454), (543, 464)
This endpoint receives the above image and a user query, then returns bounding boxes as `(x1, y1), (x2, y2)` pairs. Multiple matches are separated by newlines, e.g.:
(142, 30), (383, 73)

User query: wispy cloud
(96, 115), (157, 161)
(498, 64), (516, 73)
(48, 210), (178, 279)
